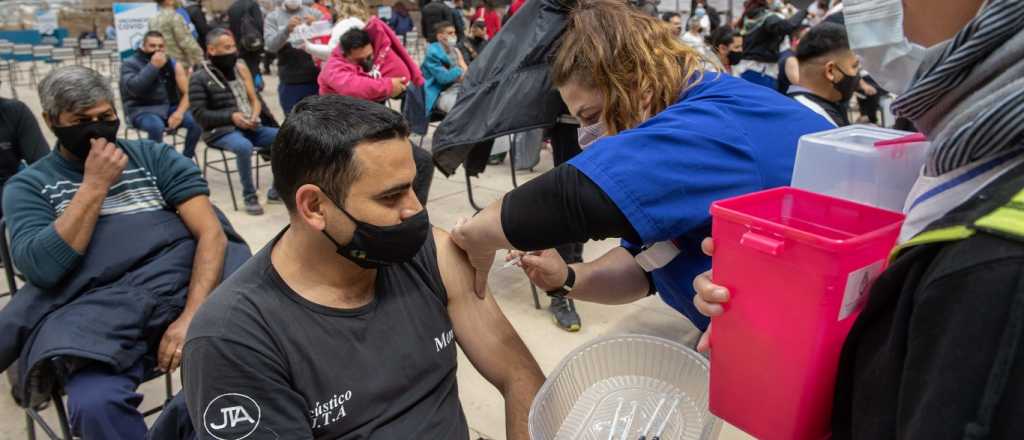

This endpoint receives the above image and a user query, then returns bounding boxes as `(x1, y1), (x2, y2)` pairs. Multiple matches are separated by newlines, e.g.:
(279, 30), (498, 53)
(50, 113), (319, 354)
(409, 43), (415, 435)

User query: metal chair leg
(508, 134), (519, 188)
(202, 145), (209, 179)
(25, 412), (36, 440)
(505, 133), (541, 309)
(464, 167), (483, 212)
(164, 372), (174, 403)
(26, 409), (61, 440)
(220, 149), (239, 211)
(51, 389), (72, 440)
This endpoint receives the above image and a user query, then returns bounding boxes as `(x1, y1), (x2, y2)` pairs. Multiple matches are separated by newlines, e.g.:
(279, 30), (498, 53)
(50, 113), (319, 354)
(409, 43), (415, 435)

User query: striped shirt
(2, 139), (209, 288)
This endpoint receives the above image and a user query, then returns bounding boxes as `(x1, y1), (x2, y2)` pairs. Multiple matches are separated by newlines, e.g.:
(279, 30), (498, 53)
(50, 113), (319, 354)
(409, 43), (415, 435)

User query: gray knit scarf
(891, 0), (1024, 177)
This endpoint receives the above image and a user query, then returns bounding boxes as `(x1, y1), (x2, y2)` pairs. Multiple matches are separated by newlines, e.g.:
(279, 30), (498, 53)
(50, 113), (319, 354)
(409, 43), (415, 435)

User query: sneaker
(266, 187), (282, 204)
(487, 152), (506, 165)
(549, 296), (581, 332)
(244, 194), (264, 216)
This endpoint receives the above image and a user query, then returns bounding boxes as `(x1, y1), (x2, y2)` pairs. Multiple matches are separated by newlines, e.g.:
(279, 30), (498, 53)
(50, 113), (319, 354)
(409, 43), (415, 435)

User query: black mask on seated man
(322, 203), (431, 269)
(210, 53), (239, 77)
(53, 119), (120, 160)
(138, 49), (155, 60)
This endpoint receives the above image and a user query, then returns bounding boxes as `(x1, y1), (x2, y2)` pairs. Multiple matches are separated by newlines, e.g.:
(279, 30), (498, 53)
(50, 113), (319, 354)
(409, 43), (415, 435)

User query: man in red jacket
(318, 28), (408, 103)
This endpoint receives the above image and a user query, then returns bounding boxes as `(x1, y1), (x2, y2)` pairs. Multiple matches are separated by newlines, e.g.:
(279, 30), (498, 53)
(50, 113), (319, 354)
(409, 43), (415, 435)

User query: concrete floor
(0, 67), (754, 440)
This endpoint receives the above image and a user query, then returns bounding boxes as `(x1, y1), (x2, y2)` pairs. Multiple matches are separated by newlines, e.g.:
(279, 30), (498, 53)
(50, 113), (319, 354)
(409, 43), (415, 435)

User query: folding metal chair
(78, 38), (100, 64)
(89, 49), (113, 75)
(0, 218), (177, 440)
(0, 44), (14, 98)
(48, 48), (75, 68)
(123, 119), (196, 165)
(202, 144), (271, 211)
(109, 50), (123, 84)
(10, 44), (33, 87)
(31, 46), (52, 85)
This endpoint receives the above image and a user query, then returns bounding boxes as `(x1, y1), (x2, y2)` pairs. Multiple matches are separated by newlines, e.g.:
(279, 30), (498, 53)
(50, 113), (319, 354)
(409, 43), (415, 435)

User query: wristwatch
(545, 266), (576, 298)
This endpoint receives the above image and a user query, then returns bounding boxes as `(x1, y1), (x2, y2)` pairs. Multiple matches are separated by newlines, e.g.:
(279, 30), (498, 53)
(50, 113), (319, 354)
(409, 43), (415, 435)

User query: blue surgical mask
(844, 0), (926, 94)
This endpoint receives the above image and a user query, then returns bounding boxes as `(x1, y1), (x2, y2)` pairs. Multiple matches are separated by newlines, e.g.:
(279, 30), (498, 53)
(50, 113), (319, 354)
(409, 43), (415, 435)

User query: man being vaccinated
(183, 95), (543, 440)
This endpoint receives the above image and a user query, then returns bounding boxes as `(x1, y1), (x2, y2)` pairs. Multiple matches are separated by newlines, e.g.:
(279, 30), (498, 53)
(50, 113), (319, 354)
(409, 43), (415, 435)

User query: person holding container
(693, 0), (1024, 437)
(449, 0), (831, 337)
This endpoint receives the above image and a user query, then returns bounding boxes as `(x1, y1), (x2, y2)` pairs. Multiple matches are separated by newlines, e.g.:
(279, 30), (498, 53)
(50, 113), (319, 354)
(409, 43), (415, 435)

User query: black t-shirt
(183, 230), (469, 440)
(0, 98), (49, 184)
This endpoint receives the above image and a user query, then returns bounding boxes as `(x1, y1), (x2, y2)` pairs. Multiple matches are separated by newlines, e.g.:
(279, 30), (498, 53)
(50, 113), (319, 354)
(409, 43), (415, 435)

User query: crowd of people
(0, 0), (1021, 439)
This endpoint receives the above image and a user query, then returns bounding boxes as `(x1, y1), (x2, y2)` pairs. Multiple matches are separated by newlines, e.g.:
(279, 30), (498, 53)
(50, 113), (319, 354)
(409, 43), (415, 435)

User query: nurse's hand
(507, 249), (568, 292)
(452, 217), (495, 298)
(693, 238), (730, 352)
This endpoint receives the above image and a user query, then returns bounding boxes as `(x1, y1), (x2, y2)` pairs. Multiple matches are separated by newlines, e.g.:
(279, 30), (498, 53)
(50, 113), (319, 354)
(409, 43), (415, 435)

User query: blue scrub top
(568, 72), (833, 330)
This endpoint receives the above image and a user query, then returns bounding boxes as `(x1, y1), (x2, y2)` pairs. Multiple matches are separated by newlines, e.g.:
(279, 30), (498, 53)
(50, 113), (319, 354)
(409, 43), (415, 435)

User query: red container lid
(710, 187), (906, 252)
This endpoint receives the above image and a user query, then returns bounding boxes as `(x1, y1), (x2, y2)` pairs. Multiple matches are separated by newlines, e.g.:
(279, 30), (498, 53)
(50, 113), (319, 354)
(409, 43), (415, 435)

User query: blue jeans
(278, 82), (319, 115)
(132, 106), (202, 158)
(209, 126), (278, 197)
(66, 357), (149, 439)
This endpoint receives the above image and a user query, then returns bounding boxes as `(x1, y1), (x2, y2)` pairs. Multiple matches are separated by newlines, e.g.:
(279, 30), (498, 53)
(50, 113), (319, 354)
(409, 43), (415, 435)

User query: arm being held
(435, 228), (544, 440)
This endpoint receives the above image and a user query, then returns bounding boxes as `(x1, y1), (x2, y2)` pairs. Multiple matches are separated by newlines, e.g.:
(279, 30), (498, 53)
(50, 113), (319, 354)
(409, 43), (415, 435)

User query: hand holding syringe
(503, 249), (572, 292)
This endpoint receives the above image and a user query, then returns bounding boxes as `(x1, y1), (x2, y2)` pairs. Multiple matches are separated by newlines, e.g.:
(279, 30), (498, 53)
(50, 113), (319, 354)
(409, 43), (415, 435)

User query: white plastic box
(529, 334), (721, 440)
(791, 125), (929, 212)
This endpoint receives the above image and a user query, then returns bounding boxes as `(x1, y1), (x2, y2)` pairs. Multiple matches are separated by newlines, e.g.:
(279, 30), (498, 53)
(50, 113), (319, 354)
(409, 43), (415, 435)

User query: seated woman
(421, 21), (467, 115)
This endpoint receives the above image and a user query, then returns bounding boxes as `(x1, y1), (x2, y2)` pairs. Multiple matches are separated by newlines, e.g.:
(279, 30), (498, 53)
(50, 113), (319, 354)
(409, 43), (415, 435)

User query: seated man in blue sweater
(120, 30), (202, 159)
(1, 66), (231, 439)
(421, 21), (467, 116)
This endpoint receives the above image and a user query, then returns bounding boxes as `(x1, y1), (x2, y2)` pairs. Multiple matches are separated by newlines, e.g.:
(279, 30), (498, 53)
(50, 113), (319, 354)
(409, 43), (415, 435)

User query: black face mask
(832, 66), (860, 103)
(210, 53), (239, 76)
(358, 56), (374, 72)
(52, 119), (120, 160)
(322, 205), (430, 269)
(727, 50), (743, 66)
(138, 49), (155, 60)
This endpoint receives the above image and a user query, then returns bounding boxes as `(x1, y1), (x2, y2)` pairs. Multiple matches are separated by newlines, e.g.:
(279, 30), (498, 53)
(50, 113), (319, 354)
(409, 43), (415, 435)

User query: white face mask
(577, 120), (606, 149)
(446, 36), (458, 46)
(843, 0), (926, 94)
(284, 0), (301, 10)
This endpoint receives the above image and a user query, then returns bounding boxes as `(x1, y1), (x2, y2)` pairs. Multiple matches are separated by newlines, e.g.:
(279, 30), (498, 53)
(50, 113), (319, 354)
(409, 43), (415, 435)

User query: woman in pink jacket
(312, 5), (424, 101)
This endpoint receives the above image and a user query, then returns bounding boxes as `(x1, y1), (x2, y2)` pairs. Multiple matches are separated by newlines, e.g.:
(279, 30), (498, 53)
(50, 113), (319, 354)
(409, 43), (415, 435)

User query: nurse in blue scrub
(450, 0), (832, 334)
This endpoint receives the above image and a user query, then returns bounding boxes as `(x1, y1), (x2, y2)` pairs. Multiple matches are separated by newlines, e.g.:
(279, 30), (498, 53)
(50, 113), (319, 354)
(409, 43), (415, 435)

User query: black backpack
(238, 7), (263, 52)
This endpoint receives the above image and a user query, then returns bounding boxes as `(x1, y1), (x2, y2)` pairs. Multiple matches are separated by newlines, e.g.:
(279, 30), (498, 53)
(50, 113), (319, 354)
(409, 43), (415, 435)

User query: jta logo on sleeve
(203, 393), (262, 440)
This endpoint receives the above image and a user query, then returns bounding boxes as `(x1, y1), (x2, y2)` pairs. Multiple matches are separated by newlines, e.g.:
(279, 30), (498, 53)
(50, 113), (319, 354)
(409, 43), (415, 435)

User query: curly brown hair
(551, 0), (710, 134)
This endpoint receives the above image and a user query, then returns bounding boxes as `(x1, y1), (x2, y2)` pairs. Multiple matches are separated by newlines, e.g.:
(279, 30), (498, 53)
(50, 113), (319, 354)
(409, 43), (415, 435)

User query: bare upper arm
(177, 195), (226, 241)
(174, 62), (190, 96)
(433, 227), (541, 392)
